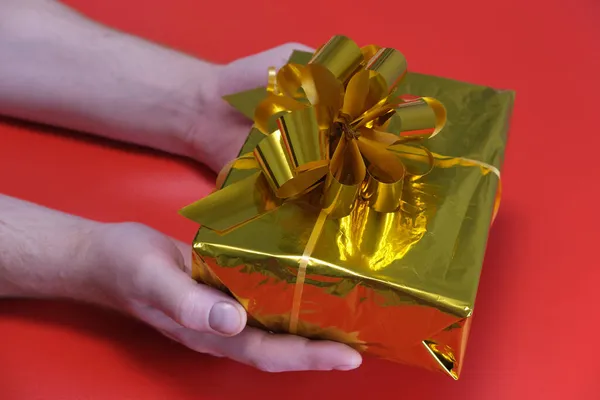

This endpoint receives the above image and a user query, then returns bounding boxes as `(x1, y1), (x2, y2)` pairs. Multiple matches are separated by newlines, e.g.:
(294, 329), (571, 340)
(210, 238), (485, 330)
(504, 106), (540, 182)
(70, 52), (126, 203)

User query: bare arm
(0, 193), (101, 301)
(0, 0), (308, 170)
(0, 0), (211, 159)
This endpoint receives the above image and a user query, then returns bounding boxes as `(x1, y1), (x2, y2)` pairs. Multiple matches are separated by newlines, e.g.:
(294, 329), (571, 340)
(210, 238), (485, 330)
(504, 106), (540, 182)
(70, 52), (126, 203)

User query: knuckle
(114, 221), (146, 233)
(169, 330), (223, 357)
(253, 359), (283, 373)
(159, 328), (184, 343)
(184, 339), (211, 354)
(199, 348), (224, 358)
(163, 329), (205, 351)
(245, 334), (284, 373)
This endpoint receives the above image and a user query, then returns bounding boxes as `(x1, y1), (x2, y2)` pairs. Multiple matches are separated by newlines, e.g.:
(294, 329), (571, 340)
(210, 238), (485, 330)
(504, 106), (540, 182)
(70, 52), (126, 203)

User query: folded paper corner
(422, 316), (473, 380)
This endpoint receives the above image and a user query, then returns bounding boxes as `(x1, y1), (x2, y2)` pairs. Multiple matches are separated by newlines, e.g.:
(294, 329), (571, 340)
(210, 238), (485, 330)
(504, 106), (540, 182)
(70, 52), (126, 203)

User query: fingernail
(334, 364), (360, 371)
(334, 354), (362, 371)
(208, 302), (243, 335)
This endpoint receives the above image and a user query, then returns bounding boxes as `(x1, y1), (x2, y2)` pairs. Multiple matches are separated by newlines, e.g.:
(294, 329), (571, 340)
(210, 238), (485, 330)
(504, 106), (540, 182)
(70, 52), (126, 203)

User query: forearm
(0, 194), (101, 301)
(0, 0), (215, 159)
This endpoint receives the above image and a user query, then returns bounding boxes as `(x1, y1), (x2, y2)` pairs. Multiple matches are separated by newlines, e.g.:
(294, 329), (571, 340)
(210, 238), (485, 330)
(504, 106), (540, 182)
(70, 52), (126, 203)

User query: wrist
(111, 54), (222, 163)
(172, 63), (223, 163)
(184, 64), (252, 172)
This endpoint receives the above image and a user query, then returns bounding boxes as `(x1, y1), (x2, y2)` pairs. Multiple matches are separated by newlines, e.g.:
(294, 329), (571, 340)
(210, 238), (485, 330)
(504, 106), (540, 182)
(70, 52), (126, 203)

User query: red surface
(1, 0), (598, 398)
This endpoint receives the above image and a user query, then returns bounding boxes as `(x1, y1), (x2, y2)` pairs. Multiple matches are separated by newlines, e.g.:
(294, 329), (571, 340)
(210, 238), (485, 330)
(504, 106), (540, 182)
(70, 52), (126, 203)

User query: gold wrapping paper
(181, 37), (514, 379)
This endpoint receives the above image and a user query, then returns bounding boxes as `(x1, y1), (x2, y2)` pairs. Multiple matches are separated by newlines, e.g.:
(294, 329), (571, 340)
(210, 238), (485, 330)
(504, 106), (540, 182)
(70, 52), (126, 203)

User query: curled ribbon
(181, 35), (449, 333)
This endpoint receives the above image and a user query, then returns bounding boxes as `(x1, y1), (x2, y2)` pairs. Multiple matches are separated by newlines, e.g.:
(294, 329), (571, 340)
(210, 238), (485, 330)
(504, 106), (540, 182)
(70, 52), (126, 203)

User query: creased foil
(181, 37), (514, 379)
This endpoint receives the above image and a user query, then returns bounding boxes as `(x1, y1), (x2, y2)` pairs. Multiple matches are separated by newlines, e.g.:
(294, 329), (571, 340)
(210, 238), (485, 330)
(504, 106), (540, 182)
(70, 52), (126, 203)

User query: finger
(133, 306), (361, 372)
(202, 326), (363, 372)
(140, 257), (247, 336)
(220, 42), (315, 94)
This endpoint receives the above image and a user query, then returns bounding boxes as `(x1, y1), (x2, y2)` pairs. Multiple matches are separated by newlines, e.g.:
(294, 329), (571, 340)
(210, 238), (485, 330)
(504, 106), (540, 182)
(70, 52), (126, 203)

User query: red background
(1, 0), (599, 398)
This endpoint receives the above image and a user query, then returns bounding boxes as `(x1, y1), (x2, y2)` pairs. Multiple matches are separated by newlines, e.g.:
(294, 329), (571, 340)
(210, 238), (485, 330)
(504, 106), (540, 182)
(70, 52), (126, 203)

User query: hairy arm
(0, 194), (101, 301)
(0, 0), (213, 160)
(0, 0), (306, 170)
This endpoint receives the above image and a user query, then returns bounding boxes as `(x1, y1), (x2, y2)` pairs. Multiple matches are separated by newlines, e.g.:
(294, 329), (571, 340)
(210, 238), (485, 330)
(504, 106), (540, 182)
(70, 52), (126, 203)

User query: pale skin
(0, 0), (362, 372)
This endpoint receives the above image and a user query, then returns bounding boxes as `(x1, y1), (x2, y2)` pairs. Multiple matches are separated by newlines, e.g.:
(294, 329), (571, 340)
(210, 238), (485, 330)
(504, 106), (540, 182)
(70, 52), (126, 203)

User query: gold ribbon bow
(182, 35), (446, 231)
(181, 35), (449, 333)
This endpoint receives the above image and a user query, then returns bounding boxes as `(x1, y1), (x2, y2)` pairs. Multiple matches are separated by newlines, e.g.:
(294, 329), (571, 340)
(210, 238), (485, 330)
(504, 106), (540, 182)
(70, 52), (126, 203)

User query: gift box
(181, 36), (514, 379)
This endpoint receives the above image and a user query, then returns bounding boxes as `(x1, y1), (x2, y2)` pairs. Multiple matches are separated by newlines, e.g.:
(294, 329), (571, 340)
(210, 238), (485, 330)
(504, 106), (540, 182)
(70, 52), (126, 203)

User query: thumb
(219, 42), (315, 95)
(144, 259), (247, 336)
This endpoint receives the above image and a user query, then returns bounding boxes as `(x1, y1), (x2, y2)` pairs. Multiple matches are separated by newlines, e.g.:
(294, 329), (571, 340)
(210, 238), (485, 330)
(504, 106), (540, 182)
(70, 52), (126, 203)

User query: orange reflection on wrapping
(192, 252), (465, 378)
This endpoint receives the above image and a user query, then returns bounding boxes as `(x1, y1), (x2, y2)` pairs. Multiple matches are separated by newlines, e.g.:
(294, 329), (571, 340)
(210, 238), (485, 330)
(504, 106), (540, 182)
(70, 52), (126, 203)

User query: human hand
(85, 222), (362, 372)
(188, 43), (314, 172)
(140, 44), (361, 371)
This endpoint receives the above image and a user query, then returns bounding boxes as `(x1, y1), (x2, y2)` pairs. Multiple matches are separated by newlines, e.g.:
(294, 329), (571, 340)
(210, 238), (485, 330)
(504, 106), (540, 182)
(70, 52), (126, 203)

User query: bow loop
(254, 93), (306, 134)
(275, 63), (305, 98)
(341, 70), (371, 119)
(387, 96), (447, 138)
(255, 107), (329, 198)
(360, 44), (381, 62)
(364, 48), (408, 93)
(309, 35), (364, 83)
(322, 135), (366, 218)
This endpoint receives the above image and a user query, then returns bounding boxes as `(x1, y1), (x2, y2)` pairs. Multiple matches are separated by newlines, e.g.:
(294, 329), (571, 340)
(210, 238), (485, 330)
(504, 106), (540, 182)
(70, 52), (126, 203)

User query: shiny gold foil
(181, 36), (514, 380)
